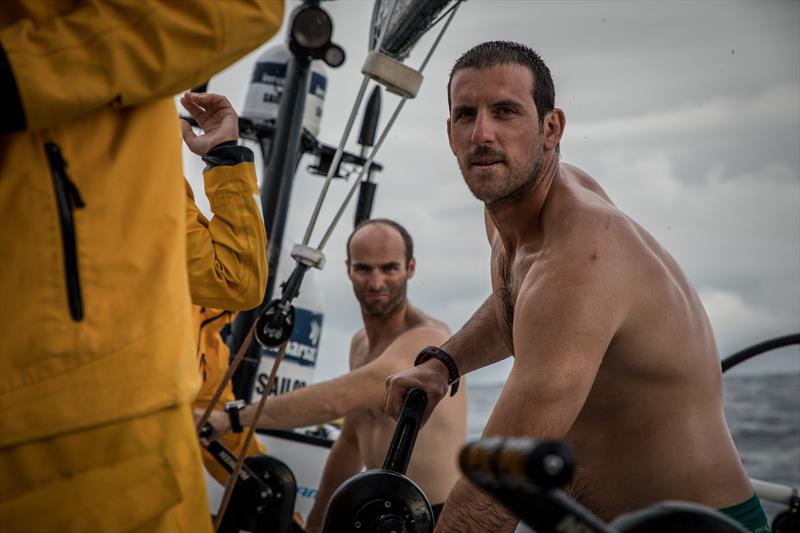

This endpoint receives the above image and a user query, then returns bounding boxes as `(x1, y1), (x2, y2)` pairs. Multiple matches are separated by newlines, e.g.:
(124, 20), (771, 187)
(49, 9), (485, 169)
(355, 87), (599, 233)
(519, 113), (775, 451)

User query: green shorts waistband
(718, 493), (771, 533)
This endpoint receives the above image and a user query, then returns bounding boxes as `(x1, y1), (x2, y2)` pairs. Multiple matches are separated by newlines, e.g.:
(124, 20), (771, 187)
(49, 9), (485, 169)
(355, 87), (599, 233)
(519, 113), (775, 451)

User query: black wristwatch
(224, 399), (247, 433)
(414, 345), (460, 396)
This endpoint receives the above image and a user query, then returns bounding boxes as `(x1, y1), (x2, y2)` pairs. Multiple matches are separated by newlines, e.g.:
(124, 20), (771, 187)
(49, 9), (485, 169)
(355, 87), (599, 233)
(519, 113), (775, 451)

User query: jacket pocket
(44, 142), (85, 321)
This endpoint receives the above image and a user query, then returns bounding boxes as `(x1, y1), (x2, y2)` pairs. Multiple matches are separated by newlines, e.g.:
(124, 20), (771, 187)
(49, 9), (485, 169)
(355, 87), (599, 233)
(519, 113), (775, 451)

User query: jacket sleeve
(185, 152), (268, 311)
(0, 0), (284, 132)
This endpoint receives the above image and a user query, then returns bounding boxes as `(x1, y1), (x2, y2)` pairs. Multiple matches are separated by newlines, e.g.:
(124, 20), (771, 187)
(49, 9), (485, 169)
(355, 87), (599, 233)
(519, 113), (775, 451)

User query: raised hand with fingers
(179, 92), (239, 156)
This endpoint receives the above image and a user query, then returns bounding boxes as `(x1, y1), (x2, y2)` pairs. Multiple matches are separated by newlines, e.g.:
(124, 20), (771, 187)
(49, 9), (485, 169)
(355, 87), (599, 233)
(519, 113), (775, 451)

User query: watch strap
(414, 345), (460, 396)
(224, 400), (245, 433)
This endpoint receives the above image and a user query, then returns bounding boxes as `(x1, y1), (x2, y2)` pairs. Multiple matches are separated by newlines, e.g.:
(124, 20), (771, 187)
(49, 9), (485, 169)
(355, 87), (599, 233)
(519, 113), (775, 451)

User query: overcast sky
(184, 0), (800, 383)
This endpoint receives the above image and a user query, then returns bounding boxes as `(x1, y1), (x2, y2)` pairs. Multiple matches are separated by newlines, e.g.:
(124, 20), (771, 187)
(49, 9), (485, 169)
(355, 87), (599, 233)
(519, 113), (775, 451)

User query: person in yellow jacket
(0, 2), (284, 532)
(178, 91), (268, 485)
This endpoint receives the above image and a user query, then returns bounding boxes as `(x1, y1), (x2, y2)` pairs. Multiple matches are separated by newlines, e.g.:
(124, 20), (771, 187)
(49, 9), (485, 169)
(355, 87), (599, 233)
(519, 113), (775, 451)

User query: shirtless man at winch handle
(201, 219), (466, 532)
(383, 41), (768, 533)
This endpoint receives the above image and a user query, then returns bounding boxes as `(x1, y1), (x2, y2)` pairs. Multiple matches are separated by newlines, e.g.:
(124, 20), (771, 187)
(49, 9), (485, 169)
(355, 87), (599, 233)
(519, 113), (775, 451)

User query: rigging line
(194, 322), (256, 434)
(301, 0), (398, 246)
(301, 75), (370, 246)
(214, 339), (290, 532)
(316, 97), (407, 251)
(315, 2), (461, 251)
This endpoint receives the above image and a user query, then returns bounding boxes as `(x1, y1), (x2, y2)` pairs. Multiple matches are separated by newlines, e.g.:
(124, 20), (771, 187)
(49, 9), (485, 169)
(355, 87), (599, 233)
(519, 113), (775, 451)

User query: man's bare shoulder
(521, 166), (646, 320)
(560, 162), (614, 204)
(384, 320), (451, 362)
(518, 165), (660, 334)
(544, 166), (640, 265)
(395, 320), (451, 348)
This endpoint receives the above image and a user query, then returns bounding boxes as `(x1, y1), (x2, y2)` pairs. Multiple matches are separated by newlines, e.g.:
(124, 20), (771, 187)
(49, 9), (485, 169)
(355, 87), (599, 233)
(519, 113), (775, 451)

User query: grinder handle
(382, 388), (428, 474)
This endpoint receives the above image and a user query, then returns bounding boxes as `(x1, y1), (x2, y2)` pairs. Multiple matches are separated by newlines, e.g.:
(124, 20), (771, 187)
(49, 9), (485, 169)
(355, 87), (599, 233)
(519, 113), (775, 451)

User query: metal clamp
(361, 50), (423, 98)
(291, 243), (326, 270)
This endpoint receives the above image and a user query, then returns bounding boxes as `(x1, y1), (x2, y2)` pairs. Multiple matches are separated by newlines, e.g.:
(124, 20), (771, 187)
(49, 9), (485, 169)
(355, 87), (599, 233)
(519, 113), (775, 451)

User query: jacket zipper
(197, 309), (231, 355)
(45, 142), (85, 321)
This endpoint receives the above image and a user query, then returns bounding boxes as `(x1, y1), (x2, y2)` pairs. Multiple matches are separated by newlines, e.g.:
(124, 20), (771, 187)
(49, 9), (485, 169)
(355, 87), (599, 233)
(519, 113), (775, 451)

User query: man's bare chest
(490, 243), (537, 350)
(348, 338), (395, 419)
(347, 399), (396, 467)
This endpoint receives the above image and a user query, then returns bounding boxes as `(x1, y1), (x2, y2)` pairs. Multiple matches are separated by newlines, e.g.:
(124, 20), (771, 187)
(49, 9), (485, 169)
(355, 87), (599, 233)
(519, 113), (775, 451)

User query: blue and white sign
(253, 307), (324, 398)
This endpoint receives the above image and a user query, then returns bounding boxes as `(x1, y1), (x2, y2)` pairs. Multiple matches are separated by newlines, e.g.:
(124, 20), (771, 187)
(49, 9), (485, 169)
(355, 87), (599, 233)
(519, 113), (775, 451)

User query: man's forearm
(241, 379), (344, 430)
(441, 296), (511, 375)
(187, 143), (266, 310)
(436, 478), (517, 533)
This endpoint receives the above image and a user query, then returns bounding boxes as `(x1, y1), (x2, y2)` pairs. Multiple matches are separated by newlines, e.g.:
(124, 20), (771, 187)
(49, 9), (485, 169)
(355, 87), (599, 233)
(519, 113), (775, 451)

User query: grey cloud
(566, 83), (800, 182)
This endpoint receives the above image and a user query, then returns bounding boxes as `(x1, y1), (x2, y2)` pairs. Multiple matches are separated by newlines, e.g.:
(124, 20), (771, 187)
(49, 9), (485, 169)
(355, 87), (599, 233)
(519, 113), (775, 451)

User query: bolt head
(543, 454), (565, 476)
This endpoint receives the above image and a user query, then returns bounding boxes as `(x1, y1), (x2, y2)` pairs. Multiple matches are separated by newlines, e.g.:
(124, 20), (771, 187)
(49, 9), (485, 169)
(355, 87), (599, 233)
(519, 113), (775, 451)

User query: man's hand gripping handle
(383, 345), (460, 425)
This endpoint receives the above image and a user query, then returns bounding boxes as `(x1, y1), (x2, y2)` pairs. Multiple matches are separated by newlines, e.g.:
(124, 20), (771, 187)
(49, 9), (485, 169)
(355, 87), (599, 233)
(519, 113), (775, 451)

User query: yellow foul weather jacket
(192, 306), (269, 484)
(187, 146), (267, 311)
(185, 143), (268, 483)
(0, 1), (284, 531)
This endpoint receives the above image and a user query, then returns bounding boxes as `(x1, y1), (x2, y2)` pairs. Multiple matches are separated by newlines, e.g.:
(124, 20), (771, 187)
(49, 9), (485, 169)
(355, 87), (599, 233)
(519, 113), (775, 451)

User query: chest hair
(493, 243), (516, 353)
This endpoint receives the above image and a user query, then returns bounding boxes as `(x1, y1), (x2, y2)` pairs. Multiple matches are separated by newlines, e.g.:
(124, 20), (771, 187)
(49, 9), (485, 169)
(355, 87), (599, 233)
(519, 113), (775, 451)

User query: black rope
(721, 333), (800, 373)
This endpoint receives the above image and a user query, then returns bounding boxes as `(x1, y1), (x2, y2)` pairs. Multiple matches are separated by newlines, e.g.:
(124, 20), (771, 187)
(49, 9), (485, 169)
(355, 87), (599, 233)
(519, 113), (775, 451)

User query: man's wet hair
(448, 41), (555, 124)
(346, 218), (414, 267)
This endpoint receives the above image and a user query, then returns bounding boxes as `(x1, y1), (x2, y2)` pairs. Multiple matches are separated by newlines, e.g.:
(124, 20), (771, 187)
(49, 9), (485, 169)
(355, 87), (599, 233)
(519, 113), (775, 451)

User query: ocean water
(724, 373), (800, 522)
(466, 372), (800, 524)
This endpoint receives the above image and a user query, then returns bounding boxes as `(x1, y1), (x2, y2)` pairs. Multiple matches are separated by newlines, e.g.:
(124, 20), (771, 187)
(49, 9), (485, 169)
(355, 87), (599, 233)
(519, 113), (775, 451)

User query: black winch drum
(322, 388), (434, 533)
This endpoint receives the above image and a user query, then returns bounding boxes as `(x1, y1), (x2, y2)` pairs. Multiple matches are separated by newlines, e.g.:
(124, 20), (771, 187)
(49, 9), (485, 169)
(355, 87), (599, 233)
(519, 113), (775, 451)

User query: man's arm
(183, 93), (268, 310)
(200, 325), (449, 438)
(384, 296), (510, 422)
(0, 0), (284, 132)
(435, 230), (628, 532)
(439, 208), (512, 372)
(385, 210), (511, 421)
(305, 418), (364, 533)
(443, 295), (512, 374)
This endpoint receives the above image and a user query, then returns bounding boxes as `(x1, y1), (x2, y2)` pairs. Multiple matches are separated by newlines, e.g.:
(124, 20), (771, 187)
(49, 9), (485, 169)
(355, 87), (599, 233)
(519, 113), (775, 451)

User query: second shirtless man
(202, 218), (467, 531)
